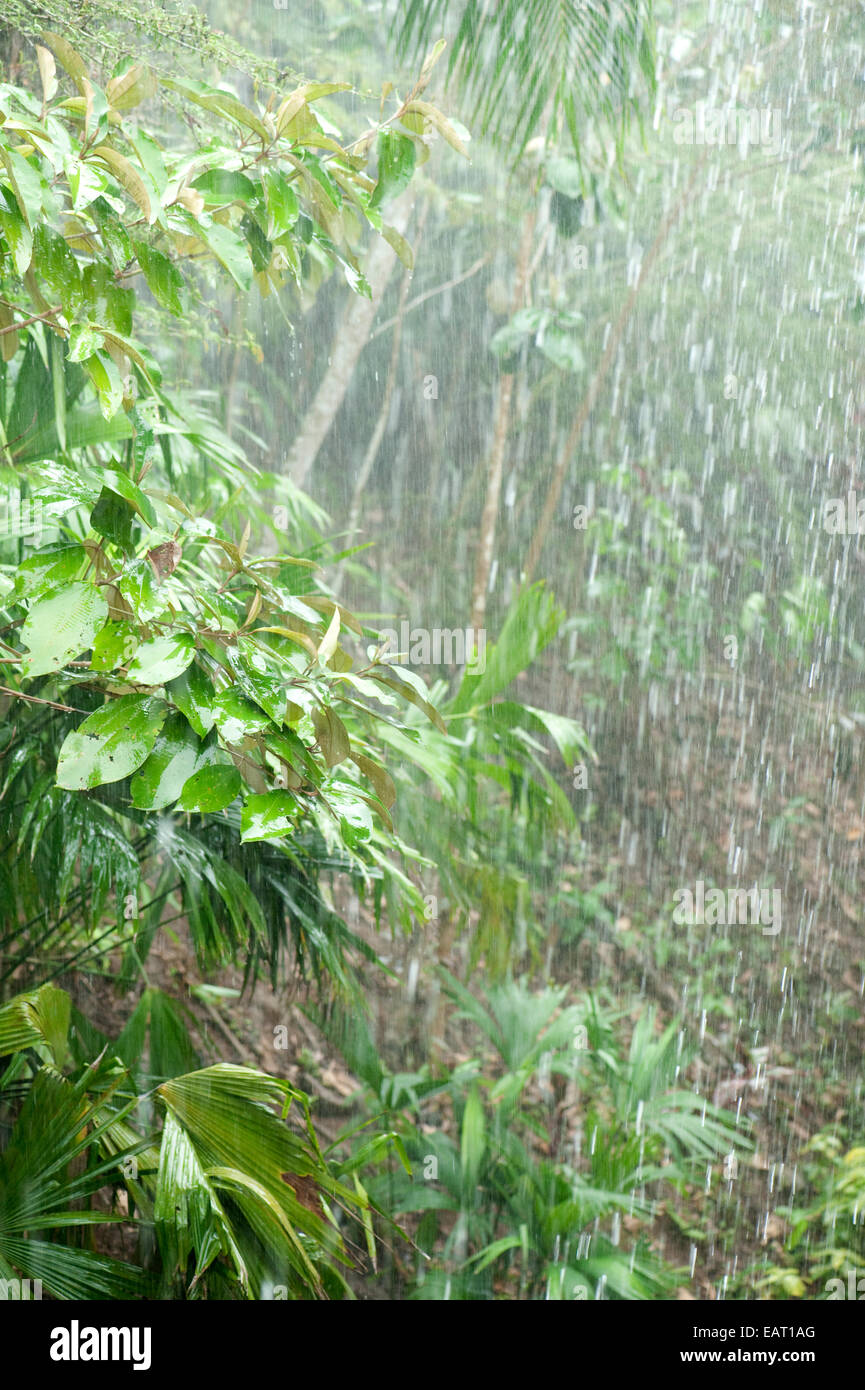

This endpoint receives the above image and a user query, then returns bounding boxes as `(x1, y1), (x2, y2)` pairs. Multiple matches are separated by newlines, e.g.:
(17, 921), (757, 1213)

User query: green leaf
(116, 555), (160, 622)
(0, 1065), (145, 1299)
(229, 639), (286, 724)
(130, 713), (203, 810)
(56, 693), (168, 789)
(489, 701), (595, 767)
(32, 224), (82, 308)
(240, 791), (297, 842)
(262, 169), (298, 234)
(0, 185), (33, 274)
(127, 633), (196, 686)
(539, 324), (584, 372)
(0, 985), (70, 1064)
(190, 216), (253, 292)
(157, 1064), (347, 1296)
(450, 583), (563, 714)
(168, 663), (215, 737)
(316, 604), (341, 666)
(25, 461), (101, 514)
(83, 350), (124, 419)
(191, 169), (257, 204)
(490, 306), (547, 358)
(212, 689), (271, 742)
(90, 486), (136, 550)
(133, 240), (185, 316)
(67, 323), (102, 362)
(1, 146), (43, 225)
(545, 156), (583, 199)
(90, 465), (156, 526)
(91, 196), (133, 267)
(13, 543), (86, 601)
(380, 222), (413, 269)
(370, 130), (416, 208)
(90, 620), (138, 672)
(20, 583), (108, 678)
(178, 762), (242, 814)
(460, 1085), (486, 1187)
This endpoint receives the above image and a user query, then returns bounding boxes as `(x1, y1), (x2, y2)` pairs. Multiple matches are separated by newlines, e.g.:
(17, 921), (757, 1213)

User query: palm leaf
(157, 1065), (368, 1298)
(394, 0), (655, 162)
(0, 1067), (145, 1299)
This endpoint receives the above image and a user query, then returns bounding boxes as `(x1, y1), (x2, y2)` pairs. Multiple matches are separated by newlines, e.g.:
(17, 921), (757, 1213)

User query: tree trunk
(284, 190), (416, 491)
(468, 207), (536, 631)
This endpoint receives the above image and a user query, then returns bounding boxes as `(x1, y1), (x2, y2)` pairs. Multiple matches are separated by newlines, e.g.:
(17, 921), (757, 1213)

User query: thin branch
(0, 685), (77, 712)
(368, 254), (491, 341)
(0, 304), (63, 335)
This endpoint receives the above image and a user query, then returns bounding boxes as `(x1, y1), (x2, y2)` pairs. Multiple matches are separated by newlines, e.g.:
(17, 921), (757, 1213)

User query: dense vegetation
(0, 0), (862, 1303)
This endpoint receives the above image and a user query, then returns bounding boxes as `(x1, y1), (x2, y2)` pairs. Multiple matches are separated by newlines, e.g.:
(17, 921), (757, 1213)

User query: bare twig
(0, 686), (77, 713)
(368, 253), (491, 341)
(0, 304), (63, 335)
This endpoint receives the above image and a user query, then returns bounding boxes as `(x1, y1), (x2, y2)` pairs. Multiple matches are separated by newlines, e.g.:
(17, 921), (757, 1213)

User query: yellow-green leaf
(107, 64), (158, 112)
(91, 145), (152, 221)
(404, 100), (471, 158)
(41, 31), (88, 94)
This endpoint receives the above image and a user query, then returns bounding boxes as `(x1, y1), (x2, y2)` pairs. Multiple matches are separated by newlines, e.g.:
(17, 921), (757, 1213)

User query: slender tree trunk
(284, 190), (416, 490)
(468, 208), (536, 631)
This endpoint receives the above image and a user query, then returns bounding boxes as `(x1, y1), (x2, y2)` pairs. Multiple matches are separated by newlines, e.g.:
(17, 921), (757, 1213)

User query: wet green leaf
(127, 633), (196, 686)
(168, 663), (215, 737)
(20, 583), (108, 678)
(130, 713), (202, 810)
(370, 130), (416, 208)
(56, 693), (168, 789)
(240, 790), (297, 842)
(133, 240), (185, 316)
(191, 169), (256, 204)
(178, 762), (242, 813)
(212, 689), (272, 743)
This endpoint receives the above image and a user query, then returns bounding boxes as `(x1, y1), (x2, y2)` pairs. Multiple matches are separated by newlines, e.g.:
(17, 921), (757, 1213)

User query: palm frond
(0, 1067), (146, 1299)
(393, 0), (655, 162)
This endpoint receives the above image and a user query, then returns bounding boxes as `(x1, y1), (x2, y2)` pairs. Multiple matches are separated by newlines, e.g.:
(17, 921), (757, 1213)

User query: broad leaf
(20, 583), (108, 678)
(56, 693), (168, 789)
